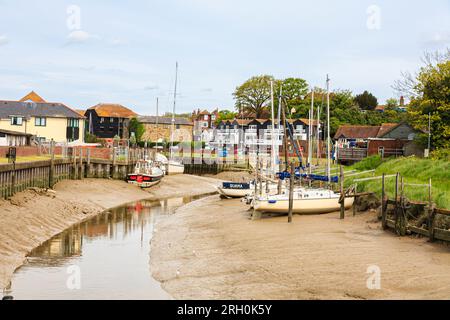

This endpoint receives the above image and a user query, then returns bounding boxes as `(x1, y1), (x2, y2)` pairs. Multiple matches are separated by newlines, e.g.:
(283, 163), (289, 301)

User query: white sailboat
(168, 62), (185, 175)
(253, 75), (354, 215)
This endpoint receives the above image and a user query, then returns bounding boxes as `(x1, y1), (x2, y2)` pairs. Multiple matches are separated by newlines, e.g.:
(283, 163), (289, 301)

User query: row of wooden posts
(250, 162), (449, 243)
(0, 146), (141, 199)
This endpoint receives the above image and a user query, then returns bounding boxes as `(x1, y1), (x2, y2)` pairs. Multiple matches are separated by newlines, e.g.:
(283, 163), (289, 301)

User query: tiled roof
(75, 109), (85, 117)
(334, 125), (381, 140)
(233, 119), (252, 126)
(88, 103), (137, 118)
(297, 118), (320, 126)
(0, 100), (84, 119)
(19, 91), (46, 103)
(138, 116), (193, 126)
(377, 123), (398, 137)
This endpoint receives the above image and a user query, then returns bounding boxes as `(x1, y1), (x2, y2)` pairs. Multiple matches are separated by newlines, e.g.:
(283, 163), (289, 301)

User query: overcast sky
(0, 0), (449, 115)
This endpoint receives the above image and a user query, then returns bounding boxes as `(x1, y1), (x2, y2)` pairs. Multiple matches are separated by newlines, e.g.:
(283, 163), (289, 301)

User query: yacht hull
(254, 197), (354, 214)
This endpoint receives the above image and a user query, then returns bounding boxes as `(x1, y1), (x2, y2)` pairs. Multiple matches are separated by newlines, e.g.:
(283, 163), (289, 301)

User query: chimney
(400, 96), (405, 107)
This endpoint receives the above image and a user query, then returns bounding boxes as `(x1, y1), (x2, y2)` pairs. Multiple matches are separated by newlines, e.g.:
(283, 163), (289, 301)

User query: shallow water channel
(5, 195), (208, 300)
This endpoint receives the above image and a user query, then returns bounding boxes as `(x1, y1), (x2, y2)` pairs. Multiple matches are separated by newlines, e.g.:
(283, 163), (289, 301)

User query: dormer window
(10, 116), (23, 126)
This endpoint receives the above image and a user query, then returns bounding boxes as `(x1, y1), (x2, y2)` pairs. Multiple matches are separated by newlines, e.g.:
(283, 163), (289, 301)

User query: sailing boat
(253, 75), (354, 214)
(168, 62), (185, 175)
(218, 81), (280, 199)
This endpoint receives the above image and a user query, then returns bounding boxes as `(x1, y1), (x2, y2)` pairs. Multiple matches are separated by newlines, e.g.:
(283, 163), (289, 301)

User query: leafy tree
(215, 110), (237, 125)
(233, 75), (274, 118)
(233, 75), (309, 118)
(408, 59), (450, 149)
(354, 90), (378, 110)
(128, 117), (145, 143)
(278, 77), (309, 104)
(385, 98), (399, 110)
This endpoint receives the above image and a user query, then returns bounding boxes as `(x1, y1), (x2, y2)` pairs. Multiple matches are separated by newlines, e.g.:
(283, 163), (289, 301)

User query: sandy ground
(150, 196), (450, 300)
(0, 174), (221, 290)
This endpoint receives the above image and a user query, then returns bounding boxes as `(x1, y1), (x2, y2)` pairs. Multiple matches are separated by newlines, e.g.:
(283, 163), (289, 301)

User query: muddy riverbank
(0, 175), (221, 290)
(150, 196), (450, 300)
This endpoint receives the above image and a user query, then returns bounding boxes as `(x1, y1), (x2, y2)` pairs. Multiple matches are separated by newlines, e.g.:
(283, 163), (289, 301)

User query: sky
(0, 0), (449, 115)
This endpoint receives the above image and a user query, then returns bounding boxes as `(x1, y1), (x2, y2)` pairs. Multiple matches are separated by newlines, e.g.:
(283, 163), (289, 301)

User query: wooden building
(85, 103), (137, 139)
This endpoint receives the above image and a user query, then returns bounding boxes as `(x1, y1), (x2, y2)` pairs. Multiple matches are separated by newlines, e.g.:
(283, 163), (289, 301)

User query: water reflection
(5, 195), (207, 300)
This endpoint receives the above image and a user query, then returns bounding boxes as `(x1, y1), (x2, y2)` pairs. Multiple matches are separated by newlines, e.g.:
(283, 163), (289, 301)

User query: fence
(0, 147), (142, 199)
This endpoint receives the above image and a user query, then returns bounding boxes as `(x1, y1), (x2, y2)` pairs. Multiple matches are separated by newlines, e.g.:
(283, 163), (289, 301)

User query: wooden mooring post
(427, 178), (435, 242)
(49, 140), (55, 188)
(339, 165), (345, 219)
(381, 173), (387, 229)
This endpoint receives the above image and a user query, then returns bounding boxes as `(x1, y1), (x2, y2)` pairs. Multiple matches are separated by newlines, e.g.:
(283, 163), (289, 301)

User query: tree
(385, 98), (399, 110)
(278, 77), (309, 104)
(215, 110), (237, 125)
(233, 75), (309, 118)
(407, 59), (450, 149)
(354, 91), (378, 110)
(128, 117), (145, 143)
(233, 75), (274, 118)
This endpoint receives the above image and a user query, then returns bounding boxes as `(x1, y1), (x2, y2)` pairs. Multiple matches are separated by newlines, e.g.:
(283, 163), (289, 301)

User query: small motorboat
(217, 181), (253, 198)
(127, 160), (164, 188)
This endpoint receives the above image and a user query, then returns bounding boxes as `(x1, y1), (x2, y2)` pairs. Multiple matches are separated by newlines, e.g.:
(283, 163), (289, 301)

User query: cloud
(67, 30), (99, 44)
(0, 35), (9, 46)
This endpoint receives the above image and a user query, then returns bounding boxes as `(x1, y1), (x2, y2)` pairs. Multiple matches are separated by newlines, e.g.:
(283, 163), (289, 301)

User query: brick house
(138, 116), (193, 142)
(334, 122), (423, 161)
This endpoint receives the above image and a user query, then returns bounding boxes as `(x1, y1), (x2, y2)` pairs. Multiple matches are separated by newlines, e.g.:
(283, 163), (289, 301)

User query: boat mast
(170, 62), (178, 161)
(270, 80), (276, 178)
(326, 74), (331, 187)
(277, 85), (283, 171)
(316, 97), (321, 165)
(155, 97), (159, 151)
(308, 89), (314, 173)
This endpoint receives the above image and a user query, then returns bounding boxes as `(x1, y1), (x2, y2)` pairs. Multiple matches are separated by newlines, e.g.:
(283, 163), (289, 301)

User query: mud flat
(0, 175), (220, 289)
(150, 196), (450, 300)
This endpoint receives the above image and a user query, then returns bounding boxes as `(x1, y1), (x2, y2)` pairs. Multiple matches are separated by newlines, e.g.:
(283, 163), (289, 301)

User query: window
(0, 133), (5, 138)
(204, 115), (209, 121)
(11, 116), (23, 126)
(110, 117), (115, 123)
(35, 117), (46, 126)
(68, 118), (79, 128)
(100, 117), (105, 123)
(176, 124), (180, 129)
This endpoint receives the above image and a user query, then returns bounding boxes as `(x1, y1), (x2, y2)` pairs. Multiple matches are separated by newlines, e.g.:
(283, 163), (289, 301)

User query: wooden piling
(381, 173), (387, 229)
(339, 165), (345, 219)
(49, 140), (55, 188)
(428, 178), (435, 242)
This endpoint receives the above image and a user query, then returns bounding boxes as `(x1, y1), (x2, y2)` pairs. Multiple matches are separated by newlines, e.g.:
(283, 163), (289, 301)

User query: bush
(431, 148), (450, 161)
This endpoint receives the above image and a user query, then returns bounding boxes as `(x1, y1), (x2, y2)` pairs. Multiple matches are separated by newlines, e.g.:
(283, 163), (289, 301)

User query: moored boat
(127, 160), (164, 188)
(217, 181), (253, 198)
(253, 188), (354, 214)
